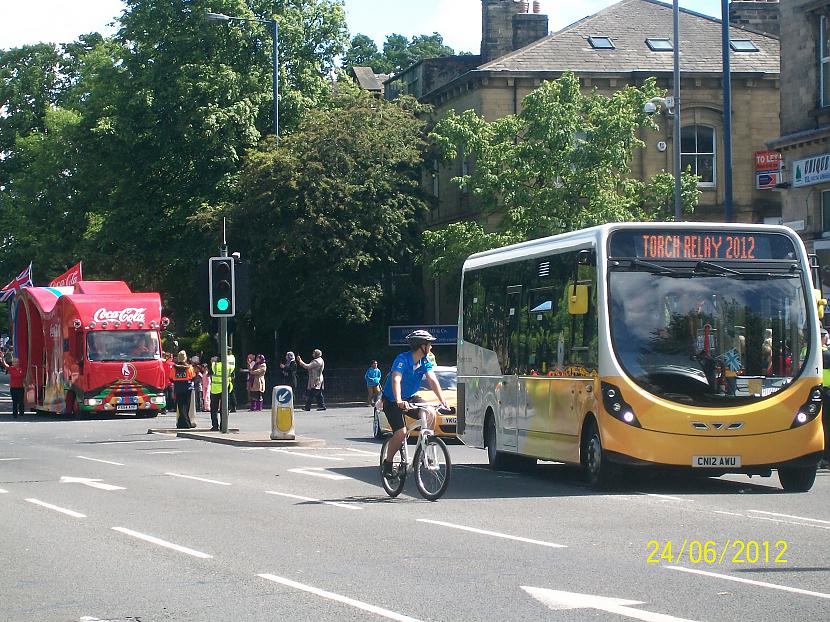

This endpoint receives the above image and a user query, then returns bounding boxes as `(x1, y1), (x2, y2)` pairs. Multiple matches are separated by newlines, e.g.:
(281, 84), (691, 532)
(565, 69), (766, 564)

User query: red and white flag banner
(49, 261), (83, 288)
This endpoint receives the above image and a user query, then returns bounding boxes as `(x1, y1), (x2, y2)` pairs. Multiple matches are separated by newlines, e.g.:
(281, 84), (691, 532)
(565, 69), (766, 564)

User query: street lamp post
(644, 1), (681, 222)
(721, 0), (734, 222)
(206, 11), (279, 139)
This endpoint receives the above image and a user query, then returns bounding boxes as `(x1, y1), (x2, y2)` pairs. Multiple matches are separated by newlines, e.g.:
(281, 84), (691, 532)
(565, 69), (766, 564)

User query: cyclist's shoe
(382, 460), (395, 478)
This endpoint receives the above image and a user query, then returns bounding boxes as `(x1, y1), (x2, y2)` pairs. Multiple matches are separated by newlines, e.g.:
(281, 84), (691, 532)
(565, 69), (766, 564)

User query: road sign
(388, 324), (458, 346)
(756, 171), (779, 189)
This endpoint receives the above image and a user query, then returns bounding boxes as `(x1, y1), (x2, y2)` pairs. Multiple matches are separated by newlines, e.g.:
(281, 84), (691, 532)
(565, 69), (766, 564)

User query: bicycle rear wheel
(380, 437), (407, 497)
(414, 436), (451, 501)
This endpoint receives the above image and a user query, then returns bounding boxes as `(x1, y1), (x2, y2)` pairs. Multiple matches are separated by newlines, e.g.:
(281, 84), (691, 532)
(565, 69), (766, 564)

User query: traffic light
(208, 257), (235, 317)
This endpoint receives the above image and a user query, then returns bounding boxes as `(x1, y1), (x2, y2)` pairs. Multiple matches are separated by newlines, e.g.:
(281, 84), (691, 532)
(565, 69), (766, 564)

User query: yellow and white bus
(457, 223), (825, 491)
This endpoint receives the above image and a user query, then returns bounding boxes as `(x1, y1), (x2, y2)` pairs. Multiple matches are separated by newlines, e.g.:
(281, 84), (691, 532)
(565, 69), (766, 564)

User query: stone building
(384, 0), (782, 323)
(767, 0), (830, 287)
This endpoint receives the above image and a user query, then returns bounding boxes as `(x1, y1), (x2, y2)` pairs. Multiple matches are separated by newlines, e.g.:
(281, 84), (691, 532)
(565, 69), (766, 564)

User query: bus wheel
(583, 422), (618, 489)
(777, 466), (817, 492)
(485, 414), (507, 471)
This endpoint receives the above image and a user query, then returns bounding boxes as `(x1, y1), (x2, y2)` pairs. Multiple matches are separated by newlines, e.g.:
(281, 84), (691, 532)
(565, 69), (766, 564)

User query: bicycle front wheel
(380, 437), (407, 498)
(414, 436), (451, 501)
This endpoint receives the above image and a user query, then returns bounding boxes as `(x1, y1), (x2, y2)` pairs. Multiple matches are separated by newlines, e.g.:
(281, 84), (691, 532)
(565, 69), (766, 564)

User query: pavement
(147, 426), (326, 447)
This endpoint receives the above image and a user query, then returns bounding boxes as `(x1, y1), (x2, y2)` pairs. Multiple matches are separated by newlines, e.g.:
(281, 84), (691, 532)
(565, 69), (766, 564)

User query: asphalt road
(1, 382), (829, 622)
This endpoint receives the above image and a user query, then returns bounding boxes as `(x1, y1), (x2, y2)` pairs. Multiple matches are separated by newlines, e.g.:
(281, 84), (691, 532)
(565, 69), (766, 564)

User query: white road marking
(270, 449), (343, 461)
(265, 490), (361, 510)
(60, 476), (125, 491)
(148, 450), (190, 454)
(343, 448), (376, 455)
(164, 472), (231, 486)
(258, 574), (422, 622)
(287, 467), (350, 480)
(667, 566), (830, 600)
(714, 511), (743, 517)
(112, 527), (212, 559)
(522, 586), (698, 622)
(0, 457), (22, 461)
(641, 493), (687, 502)
(0, 488), (7, 493)
(748, 515), (830, 531)
(418, 519), (567, 549)
(748, 510), (830, 525)
(25, 498), (86, 518)
(97, 438), (185, 444)
(77, 455), (125, 466)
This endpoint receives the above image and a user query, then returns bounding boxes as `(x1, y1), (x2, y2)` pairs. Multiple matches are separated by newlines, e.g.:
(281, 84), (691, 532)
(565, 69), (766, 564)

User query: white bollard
(271, 385), (296, 440)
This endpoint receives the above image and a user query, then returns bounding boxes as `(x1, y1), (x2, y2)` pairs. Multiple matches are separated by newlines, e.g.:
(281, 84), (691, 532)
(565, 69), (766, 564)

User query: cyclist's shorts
(382, 398), (409, 432)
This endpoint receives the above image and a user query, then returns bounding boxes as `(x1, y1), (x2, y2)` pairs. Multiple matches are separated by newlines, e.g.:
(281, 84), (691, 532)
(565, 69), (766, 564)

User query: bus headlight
(150, 395), (166, 405)
(84, 398), (103, 406)
(601, 382), (641, 428)
(791, 386), (823, 429)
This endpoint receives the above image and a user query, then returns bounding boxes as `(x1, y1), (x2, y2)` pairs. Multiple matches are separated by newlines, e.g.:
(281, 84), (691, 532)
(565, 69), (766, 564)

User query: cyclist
(381, 329), (449, 477)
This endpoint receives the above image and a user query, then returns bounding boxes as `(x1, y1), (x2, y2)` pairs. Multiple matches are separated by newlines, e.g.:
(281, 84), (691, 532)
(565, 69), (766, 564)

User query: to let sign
(755, 150), (781, 173)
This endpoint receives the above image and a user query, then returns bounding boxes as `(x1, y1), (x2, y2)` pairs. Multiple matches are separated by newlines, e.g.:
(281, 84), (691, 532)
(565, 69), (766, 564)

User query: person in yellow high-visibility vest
(209, 351), (236, 431)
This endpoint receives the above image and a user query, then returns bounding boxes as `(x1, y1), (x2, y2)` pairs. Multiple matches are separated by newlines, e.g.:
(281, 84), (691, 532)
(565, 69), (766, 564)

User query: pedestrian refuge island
(271, 385), (296, 440)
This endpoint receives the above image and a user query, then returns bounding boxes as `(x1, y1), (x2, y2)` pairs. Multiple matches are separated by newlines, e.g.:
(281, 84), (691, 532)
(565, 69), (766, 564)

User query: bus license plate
(692, 455), (741, 468)
(442, 417), (457, 425)
(116, 404), (138, 411)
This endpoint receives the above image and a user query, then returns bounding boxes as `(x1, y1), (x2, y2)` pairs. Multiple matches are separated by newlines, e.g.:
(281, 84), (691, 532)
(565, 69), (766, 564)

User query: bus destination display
(609, 230), (796, 261)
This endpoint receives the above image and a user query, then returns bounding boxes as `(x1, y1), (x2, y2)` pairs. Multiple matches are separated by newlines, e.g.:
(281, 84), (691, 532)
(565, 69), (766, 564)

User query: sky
(0, 0), (725, 53)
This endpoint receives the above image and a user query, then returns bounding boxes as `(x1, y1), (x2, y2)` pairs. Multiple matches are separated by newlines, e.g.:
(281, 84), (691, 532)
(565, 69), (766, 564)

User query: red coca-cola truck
(12, 280), (168, 416)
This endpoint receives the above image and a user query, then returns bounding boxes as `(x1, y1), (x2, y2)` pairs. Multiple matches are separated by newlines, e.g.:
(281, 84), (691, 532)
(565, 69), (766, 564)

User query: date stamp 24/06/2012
(646, 540), (788, 565)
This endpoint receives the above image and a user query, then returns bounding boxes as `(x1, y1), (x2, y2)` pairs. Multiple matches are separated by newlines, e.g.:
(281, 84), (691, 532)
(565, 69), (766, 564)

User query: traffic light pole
(220, 246), (229, 433)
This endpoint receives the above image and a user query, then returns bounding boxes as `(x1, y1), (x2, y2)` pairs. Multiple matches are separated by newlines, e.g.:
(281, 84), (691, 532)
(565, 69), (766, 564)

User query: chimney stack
(728, 0), (780, 37)
(481, 1), (549, 63)
(533, 1), (541, 14)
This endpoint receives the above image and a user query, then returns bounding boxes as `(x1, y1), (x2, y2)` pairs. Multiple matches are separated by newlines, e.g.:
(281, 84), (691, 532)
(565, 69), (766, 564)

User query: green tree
(382, 32), (454, 73)
(424, 72), (700, 276)
(343, 34), (391, 73)
(221, 86), (431, 339)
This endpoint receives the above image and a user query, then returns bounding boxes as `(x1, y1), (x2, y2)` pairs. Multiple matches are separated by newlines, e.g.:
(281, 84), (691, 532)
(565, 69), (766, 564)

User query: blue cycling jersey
(382, 351), (433, 401)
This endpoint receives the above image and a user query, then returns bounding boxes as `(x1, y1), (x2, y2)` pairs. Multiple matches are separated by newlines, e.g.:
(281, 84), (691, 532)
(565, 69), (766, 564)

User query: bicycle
(379, 402), (454, 501)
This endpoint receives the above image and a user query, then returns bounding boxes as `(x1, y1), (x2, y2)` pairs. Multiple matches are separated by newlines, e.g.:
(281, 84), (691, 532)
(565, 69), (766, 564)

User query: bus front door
(500, 286), (521, 449)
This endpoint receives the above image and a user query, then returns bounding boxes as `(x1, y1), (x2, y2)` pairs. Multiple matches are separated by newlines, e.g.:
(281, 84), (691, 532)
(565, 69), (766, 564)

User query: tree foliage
(344, 31), (455, 74)
(220, 85), (431, 334)
(424, 72), (700, 276)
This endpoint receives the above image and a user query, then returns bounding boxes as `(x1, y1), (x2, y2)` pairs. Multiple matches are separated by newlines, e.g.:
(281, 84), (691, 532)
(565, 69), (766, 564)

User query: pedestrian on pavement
(170, 351), (197, 429)
(365, 360), (382, 406)
(192, 356), (204, 412)
(297, 349), (325, 411)
(200, 363), (211, 412)
(249, 354), (267, 411)
(243, 353), (255, 407)
(0, 355), (25, 418)
(279, 351), (298, 394)
(209, 352), (235, 430)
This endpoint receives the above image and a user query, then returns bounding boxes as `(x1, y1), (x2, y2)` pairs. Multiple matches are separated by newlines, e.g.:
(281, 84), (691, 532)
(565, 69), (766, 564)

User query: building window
(681, 125), (715, 187)
(822, 190), (830, 234)
(646, 38), (673, 52)
(588, 36), (614, 50)
(822, 16), (830, 107)
(729, 39), (758, 52)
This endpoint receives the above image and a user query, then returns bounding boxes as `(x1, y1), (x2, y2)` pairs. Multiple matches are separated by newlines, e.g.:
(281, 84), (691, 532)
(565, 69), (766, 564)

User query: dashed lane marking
(418, 519), (567, 549)
(640, 493), (688, 502)
(265, 490), (362, 510)
(269, 449), (344, 461)
(258, 574), (422, 622)
(0, 487), (8, 493)
(112, 527), (212, 559)
(77, 456), (125, 466)
(25, 498), (86, 518)
(164, 472), (231, 486)
(287, 467), (351, 480)
(0, 457), (23, 461)
(667, 566), (830, 600)
(747, 510), (830, 525)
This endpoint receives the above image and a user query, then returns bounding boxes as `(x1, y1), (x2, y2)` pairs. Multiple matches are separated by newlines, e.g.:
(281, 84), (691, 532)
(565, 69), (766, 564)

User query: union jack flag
(0, 262), (33, 302)
(720, 347), (742, 373)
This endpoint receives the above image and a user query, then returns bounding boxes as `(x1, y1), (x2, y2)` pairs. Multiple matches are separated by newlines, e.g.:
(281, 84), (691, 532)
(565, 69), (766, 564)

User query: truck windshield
(87, 331), (160, 362)
(608, 268), (811, 405)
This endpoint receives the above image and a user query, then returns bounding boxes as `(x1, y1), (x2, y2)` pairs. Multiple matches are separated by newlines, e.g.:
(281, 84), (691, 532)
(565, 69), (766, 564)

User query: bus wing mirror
(568, 284), (589, 315)
(815, 288), (827, 320)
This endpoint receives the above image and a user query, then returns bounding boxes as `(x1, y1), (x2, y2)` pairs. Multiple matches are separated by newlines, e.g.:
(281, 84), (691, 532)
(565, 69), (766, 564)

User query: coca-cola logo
(93, 307), (147, 323)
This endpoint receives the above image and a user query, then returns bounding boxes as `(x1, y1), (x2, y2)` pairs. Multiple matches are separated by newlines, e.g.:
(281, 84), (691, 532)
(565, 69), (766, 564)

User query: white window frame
(681, 124), (716, 189)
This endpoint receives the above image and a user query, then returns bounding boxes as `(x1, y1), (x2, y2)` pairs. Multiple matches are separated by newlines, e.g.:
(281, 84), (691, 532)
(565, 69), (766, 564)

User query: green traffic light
(217, 298), (230, 312)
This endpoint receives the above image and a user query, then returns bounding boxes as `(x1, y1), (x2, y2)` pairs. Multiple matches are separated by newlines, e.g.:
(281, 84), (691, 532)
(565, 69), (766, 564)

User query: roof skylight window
(588, 36), (615, 50)
(646, 38), (673, 52)
(730, 39), (759, 52)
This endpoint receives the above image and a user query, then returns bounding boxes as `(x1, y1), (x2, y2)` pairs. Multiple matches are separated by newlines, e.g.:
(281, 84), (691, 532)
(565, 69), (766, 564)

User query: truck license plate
(116, 404), (138, 411)
(692, 455), (741, 468)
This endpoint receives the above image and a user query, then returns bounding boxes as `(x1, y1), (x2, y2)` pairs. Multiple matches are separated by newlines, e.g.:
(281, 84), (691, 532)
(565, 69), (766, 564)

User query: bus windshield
(608, 267), (811, 406)
(87, 331), (160, 362)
